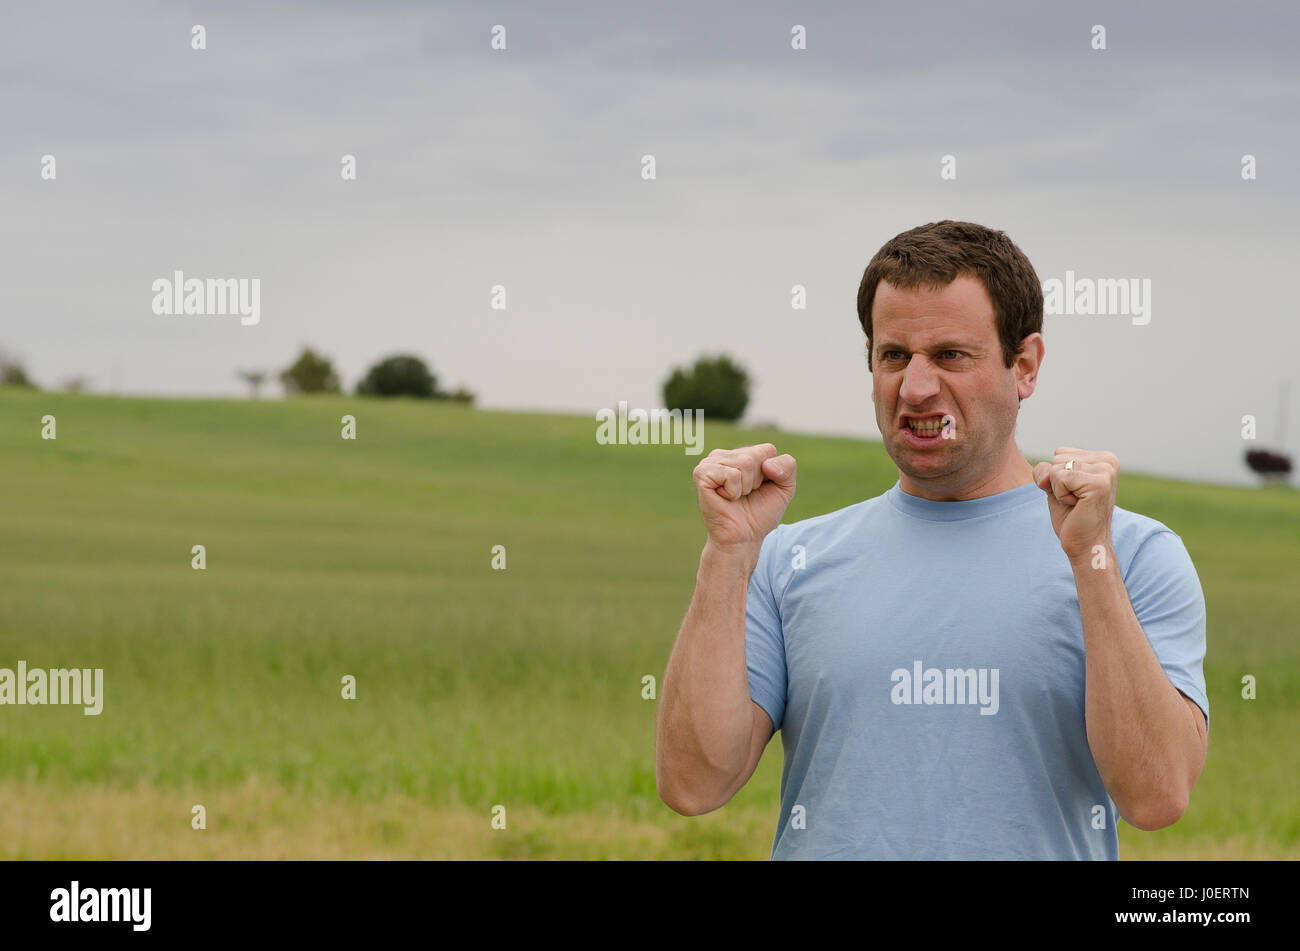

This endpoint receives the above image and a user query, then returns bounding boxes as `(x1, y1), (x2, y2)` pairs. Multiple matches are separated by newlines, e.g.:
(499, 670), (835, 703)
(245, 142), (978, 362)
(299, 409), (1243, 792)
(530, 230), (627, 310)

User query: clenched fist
(692, 443), (797, 557)
(1031, 446), (1119, 565)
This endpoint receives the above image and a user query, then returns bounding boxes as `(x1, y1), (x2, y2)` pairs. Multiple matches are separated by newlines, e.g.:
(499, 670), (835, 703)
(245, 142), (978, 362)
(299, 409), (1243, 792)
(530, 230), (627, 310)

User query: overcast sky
(2, 0), (1297, 486)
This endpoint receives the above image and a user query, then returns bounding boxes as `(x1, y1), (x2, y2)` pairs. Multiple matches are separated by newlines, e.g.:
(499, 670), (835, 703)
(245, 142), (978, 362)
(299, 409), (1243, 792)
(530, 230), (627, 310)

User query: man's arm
(656, 545), (770, 815)
(1034, 448), (1208, 831)
(1071, 550), (1208, 830)
(656, 445), (795, 816)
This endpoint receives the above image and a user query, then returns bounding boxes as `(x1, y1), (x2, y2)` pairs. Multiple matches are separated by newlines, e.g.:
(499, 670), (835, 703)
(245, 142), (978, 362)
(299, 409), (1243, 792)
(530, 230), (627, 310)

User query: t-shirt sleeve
(1122, 529), (1209, 731)
(745, 525), (789, 732)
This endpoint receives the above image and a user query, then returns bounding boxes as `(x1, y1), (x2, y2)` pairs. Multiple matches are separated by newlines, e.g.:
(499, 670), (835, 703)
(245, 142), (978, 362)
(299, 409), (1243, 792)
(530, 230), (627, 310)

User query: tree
(0, 349), (35, 388)
(443, 385), (476, 406)
(662, 354), (751, 422)
(356, 354), (438, 398)
(236, 369), (269, 399)
(280, 348), (340, 395)
(1245, 449), (1293, 484)
(61, 376), (90, 393)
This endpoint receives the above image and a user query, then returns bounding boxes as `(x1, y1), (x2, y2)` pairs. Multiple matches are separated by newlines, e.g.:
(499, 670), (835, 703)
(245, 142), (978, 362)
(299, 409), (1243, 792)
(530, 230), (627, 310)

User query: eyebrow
(874, 341), (977, 353)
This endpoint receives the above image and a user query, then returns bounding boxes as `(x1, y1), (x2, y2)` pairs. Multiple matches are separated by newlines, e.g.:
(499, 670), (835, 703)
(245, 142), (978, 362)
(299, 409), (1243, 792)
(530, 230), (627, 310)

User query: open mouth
(903, 415), (949, 437)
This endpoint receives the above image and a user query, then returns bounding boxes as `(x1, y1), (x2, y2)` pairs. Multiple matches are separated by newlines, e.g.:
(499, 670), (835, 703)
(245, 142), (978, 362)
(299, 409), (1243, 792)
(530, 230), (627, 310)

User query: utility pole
(1277, 381), (1289, 447)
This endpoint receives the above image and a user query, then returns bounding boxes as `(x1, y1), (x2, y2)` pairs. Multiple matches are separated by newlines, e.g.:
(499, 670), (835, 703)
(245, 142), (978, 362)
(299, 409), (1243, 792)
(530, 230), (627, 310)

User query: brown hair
(856, 220), (1042, 370)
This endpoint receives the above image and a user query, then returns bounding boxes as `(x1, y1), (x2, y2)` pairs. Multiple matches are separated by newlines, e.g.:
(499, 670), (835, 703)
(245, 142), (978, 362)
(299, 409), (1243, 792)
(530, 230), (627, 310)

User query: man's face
(870, 275), (1035, 499)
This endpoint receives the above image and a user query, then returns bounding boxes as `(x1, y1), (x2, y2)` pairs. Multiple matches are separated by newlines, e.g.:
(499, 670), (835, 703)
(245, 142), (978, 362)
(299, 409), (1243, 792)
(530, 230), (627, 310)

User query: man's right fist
(692, 443), (797, 554)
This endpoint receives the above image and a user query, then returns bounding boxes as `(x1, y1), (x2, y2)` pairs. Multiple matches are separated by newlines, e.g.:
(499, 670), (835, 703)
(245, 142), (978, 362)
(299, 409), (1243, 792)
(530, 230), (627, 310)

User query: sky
(2, 0), (1297, 486)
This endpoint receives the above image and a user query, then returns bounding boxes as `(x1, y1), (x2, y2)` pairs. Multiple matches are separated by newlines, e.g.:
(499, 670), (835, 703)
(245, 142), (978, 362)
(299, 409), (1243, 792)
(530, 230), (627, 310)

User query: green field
(0, 388), (1295, 859)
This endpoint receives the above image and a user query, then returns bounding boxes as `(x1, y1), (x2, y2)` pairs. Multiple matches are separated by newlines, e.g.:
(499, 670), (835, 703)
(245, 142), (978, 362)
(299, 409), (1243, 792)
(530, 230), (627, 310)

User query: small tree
(662, 354), (751, 422)
(356, 354), (438, 398)
(0, 349), (35, 388)
(280, 348), (340, 395)
(1245, 448), (1293, 484)
(236, 369), (269, 399)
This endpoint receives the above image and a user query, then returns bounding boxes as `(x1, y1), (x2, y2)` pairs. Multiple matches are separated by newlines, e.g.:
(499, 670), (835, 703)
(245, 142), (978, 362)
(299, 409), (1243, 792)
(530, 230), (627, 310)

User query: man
(655, 220), (1209, 860)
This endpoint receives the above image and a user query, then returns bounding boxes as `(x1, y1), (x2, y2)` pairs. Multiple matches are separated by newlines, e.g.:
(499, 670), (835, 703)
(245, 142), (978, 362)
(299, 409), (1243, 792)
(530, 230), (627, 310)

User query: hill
(0, 389), (1295, 858)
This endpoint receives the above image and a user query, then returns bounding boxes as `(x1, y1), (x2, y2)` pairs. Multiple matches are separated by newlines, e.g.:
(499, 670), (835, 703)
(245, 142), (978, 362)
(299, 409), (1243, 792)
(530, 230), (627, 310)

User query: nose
(899, 354), (941, 406)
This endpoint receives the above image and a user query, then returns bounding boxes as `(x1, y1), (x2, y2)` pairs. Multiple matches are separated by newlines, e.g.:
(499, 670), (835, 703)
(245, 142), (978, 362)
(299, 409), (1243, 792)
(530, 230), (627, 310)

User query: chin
(892, 448), (960, 479)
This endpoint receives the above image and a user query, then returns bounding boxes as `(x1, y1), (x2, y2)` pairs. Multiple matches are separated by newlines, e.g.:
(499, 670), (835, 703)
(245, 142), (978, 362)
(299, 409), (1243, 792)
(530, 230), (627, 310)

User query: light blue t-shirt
(745, 479), (1208, 860)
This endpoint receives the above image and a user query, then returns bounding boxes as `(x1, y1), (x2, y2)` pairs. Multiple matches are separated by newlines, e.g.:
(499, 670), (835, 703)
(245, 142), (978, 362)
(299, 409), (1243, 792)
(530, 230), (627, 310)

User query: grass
(0, 388), (1295, 858)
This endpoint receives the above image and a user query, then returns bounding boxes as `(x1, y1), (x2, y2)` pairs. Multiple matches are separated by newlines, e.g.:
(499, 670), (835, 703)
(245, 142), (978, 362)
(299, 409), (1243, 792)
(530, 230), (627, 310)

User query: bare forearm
(1073, 544), (1205, 829)
(656, 543), (759, 811)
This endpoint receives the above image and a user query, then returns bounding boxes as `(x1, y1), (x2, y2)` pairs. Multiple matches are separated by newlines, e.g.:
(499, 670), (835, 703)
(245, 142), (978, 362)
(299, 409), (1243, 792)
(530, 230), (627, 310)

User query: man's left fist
(1032, 447), (1119, 565)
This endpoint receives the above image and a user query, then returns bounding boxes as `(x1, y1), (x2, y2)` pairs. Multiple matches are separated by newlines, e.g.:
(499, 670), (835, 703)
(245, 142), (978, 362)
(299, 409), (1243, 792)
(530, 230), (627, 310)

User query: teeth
(909, 418), (945, 433)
